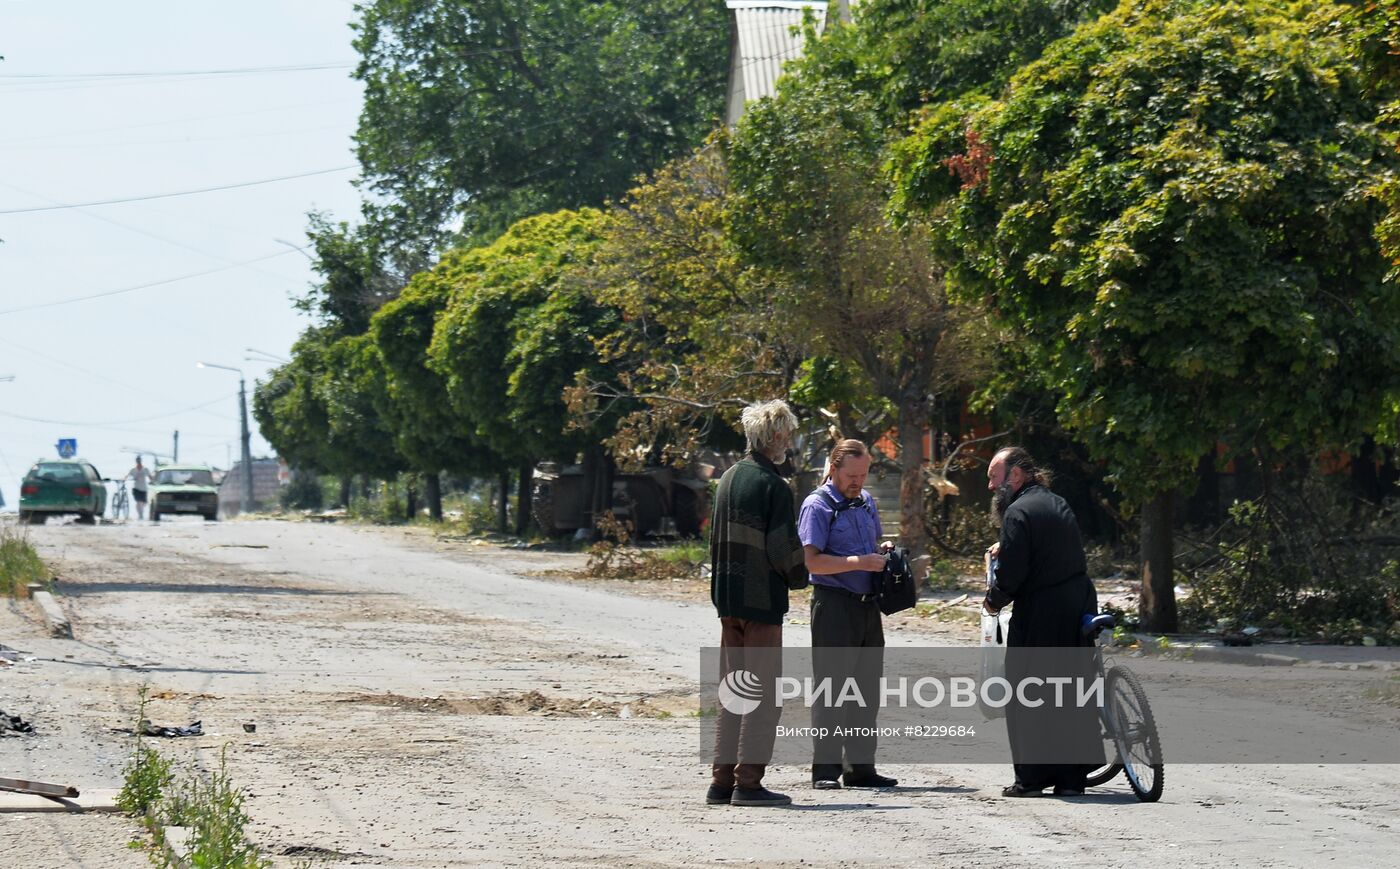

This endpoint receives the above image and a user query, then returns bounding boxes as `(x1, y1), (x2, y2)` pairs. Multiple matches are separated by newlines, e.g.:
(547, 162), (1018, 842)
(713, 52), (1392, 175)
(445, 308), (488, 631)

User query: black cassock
(989, 483), (1105, 790)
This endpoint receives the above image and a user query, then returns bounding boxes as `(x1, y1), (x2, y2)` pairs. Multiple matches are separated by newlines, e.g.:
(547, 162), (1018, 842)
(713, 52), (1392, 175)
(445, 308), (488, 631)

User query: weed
(167, 746), (270, 869)
(116, 687), (172, 818)
(0, 523), (48, 596)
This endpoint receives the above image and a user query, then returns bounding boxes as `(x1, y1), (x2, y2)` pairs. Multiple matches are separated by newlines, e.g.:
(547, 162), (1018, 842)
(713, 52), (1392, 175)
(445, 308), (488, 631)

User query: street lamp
(244, 347), (289, 364)
(197, 361), (254, 515)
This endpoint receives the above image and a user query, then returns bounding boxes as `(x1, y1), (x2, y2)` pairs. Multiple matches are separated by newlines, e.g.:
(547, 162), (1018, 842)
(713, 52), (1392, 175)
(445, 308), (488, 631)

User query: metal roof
(725, 1), (829, 126)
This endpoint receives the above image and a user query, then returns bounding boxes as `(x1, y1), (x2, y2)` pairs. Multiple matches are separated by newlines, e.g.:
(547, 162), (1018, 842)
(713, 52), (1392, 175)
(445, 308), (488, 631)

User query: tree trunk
(516, 460), (533, 537)
(580, 446), (599, 537)
(1352, 435), (1382, 505)
(897, 393), (927, 561)
(1187, 451), (1220, 526)
(497, 471), (510, 533)
(337, 475), (352, 509)
(424, 472), (443, 522)
(405, 476), (418, 522)
(1139, 490), (1179, 632)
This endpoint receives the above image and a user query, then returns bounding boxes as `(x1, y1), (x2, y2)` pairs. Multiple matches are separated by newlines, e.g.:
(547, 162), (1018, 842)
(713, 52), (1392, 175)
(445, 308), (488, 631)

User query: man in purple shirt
(798, 439), (897, 790)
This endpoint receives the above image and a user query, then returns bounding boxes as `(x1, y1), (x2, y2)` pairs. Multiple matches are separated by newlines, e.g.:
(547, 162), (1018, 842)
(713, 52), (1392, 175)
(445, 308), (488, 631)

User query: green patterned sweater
(709, 453), (809, 624)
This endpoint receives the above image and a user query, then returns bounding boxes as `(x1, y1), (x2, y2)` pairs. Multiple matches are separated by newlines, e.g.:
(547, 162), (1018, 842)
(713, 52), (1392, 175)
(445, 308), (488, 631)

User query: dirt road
(2, 517), (1396, 867)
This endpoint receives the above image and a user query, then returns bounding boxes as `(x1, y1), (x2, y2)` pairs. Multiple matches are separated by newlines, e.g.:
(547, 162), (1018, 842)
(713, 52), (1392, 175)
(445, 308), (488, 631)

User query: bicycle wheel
(1107, 666), (1164, 802)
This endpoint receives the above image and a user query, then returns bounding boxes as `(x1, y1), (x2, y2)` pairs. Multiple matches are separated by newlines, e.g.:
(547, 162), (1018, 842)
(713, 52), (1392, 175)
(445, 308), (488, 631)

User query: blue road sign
(56, 438), (77, 458)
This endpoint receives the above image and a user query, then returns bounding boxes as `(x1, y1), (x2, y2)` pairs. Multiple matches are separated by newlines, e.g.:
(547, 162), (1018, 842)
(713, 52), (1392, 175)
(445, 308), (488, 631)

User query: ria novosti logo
(717, 669), (764, 715)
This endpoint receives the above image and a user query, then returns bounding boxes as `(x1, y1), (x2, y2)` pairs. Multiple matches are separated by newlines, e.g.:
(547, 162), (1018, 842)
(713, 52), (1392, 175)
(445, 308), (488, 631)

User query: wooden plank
(0, 777), (79, 798)
(0, 789), (120, 813)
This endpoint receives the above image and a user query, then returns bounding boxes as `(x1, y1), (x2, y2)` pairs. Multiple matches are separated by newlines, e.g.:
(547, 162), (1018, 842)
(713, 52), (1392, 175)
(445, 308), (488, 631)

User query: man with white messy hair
(707, 398), (809, 808)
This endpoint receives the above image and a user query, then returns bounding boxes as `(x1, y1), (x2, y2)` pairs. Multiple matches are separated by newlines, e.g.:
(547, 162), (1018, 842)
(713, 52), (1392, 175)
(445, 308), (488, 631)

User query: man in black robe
(983, 446), (1104, 797)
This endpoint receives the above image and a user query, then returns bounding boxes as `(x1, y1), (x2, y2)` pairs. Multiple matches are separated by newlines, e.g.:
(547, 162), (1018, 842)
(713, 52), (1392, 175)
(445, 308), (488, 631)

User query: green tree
(352, 0), (729, 253)
(427, 209), (616, 533)
(794, 0), (1116, 119)
(913, 0), (1400, 629)
(1348, 0), (1400, 272)
(566, 142), (803, 467)
(296, 213), (408, 335)
(727, 74), (985, 559)
(253, 329), (404, 486)
(370, 282), (500, 521)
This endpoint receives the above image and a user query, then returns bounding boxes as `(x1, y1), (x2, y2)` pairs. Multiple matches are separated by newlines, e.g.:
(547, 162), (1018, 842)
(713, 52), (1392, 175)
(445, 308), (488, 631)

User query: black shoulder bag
(817, 490), (917, 616)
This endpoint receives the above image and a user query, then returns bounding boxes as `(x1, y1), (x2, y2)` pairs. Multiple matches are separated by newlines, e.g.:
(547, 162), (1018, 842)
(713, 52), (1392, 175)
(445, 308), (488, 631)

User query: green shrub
(0, 524), (48, 596)
(1179, 470), (1400, 644)
(278, 470), (324, 511)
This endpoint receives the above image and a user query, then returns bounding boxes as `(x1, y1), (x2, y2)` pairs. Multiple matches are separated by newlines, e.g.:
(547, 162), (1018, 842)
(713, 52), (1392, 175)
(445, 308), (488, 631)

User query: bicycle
(109, 479), (130, 522)
(1082, 613), (1165, 802)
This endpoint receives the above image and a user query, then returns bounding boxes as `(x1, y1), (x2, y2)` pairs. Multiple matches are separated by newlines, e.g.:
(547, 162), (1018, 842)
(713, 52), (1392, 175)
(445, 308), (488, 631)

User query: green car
(149, 465), (220, 522)
(19, 459), (108, 524)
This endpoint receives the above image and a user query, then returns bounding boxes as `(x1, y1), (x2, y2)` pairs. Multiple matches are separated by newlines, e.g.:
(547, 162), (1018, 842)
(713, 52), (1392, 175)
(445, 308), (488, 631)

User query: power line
(0, 166), (355, 215)
(0, 336), (237, 423)
(0, 180), (307, 302)
(0, 249), (298, 316)
(0, 97), (359, 148)
(0, 62), (355, 81)
(0, 393), (238, 427)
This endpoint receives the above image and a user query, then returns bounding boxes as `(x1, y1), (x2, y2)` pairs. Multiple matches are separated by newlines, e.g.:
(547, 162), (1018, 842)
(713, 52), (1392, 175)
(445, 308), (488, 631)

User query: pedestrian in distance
(708, 399), (809, 808)
(125, 455), (154, 521)
(798, 439), (898, 790)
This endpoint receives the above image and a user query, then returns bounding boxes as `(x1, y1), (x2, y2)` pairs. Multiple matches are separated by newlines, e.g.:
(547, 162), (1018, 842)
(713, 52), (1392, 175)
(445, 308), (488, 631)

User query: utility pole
(238, 376), (253, 513)
(198, 362), (255, 515)
(173, 430), (179, 463)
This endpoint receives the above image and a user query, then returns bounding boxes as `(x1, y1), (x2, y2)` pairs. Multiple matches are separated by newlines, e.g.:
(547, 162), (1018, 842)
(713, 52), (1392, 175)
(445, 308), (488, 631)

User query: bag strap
(818, 488), (875, 553)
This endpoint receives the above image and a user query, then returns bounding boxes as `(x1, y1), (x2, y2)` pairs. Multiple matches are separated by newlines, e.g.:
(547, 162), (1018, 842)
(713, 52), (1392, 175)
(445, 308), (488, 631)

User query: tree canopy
(352, 0), (730, 252)
(426, 208), (615, 465)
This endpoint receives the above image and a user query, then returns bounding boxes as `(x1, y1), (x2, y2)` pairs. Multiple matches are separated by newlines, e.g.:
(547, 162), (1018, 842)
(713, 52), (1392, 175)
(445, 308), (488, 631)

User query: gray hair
(741, 399), (798, 453)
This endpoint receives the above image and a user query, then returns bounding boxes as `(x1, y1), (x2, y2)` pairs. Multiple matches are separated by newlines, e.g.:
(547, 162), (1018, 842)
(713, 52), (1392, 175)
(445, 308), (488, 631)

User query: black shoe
(731, 786), (793, 807)
(706, 784), (735, 805)
(1002, 783), (1044, 798)
(812, 779), (841, 790)
(843, 771), (898, 788)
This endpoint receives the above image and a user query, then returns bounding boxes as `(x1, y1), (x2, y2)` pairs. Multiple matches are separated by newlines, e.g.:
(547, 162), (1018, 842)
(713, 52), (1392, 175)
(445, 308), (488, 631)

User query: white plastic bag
(978, 557), (1012, 719)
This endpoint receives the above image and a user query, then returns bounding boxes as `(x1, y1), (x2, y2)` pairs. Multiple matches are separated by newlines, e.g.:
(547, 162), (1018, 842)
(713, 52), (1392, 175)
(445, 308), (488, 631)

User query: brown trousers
(711, 617), (783, 790)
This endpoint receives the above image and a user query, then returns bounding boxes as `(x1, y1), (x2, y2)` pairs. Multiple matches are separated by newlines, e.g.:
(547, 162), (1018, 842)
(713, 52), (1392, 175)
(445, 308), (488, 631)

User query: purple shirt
(798, 481), (883, 595)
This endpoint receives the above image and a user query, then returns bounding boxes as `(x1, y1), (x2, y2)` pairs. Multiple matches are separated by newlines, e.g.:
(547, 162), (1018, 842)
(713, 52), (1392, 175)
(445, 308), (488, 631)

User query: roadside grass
(118, 687), (281, 868)
(0, 523), (48, 596)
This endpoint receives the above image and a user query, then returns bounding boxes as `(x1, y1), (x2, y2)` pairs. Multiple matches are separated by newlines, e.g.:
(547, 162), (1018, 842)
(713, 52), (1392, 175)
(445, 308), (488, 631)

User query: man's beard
(991, 481), (1015, 525)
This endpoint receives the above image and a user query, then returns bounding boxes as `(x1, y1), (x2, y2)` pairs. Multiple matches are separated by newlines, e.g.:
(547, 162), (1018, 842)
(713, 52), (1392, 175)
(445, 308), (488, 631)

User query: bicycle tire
(1085, 759), (1123, 787)
(1107, 665), (1164, 802)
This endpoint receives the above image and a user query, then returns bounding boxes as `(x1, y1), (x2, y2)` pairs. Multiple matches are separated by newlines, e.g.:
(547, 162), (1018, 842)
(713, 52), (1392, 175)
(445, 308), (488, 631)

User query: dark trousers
(809, 584), (884, 781)
(712, 617), (783, 790)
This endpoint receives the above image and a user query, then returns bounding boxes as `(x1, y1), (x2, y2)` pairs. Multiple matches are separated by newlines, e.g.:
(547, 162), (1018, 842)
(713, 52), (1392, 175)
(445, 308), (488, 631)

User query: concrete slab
(30, 589), (73, 639)
(0, 788), (121, 813)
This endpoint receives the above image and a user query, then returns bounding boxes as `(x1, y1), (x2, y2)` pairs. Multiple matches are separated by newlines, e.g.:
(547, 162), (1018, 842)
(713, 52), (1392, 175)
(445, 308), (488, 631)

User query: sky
(0, 1), (366, 508)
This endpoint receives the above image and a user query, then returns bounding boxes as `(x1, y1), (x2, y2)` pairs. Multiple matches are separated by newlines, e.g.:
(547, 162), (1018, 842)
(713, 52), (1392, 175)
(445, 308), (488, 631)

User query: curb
(1130, 634), (1397, 670)
(28, 585), (72, 639)
(161, 826), (191, 869)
